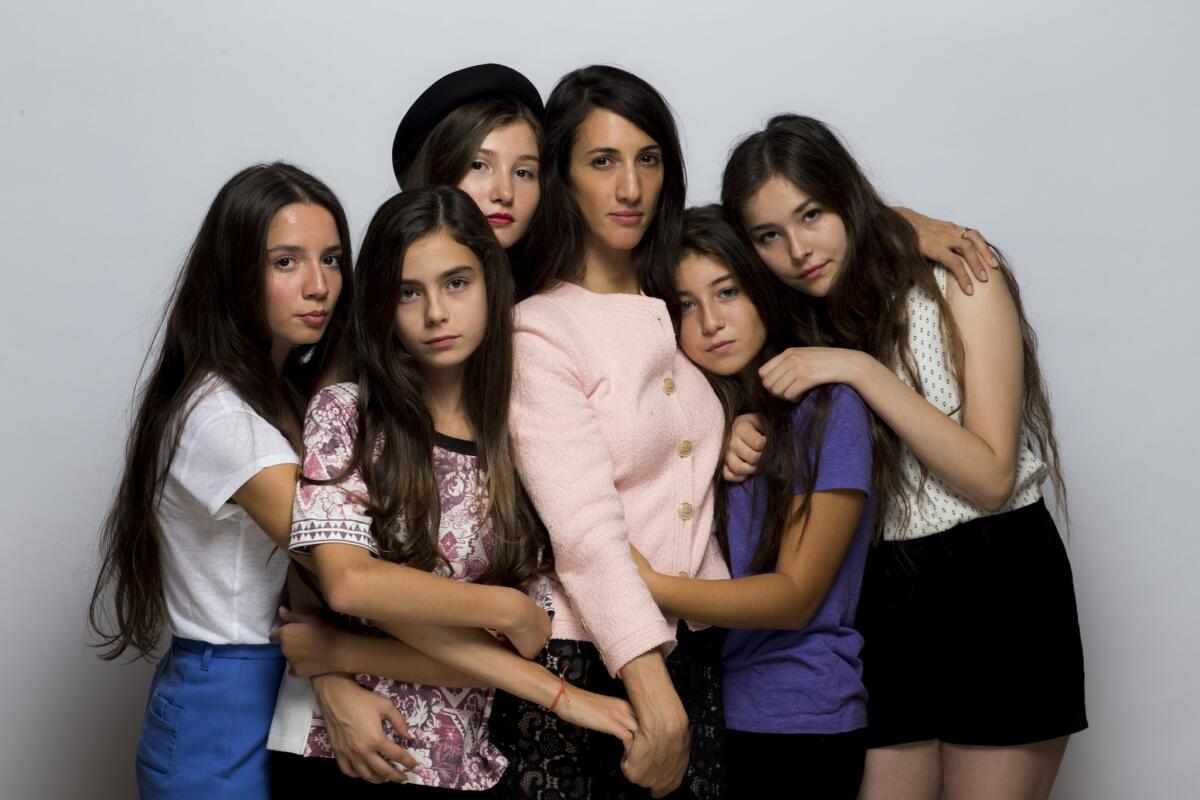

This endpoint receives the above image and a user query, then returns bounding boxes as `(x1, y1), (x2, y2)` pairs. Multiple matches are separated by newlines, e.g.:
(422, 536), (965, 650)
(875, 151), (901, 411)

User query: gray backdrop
(2, 1), (1196, 797)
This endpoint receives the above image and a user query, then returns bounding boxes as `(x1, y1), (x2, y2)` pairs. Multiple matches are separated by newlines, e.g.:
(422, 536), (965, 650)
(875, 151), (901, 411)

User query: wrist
(843, 350), (877, 389)
(493, 586), (532, 631)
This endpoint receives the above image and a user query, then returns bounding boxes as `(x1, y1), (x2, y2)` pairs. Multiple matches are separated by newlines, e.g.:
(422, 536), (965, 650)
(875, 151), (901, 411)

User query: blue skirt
(136, 637), (285, 799)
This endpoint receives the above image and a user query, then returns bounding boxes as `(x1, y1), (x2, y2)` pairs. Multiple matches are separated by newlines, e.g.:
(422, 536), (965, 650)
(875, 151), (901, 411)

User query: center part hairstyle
(90, 162), (354, 659)
(721, 114), (1066, 521)
(521, 65), (686, 305)
(681, 205), (841, 569)
(337, 185), (547, 588)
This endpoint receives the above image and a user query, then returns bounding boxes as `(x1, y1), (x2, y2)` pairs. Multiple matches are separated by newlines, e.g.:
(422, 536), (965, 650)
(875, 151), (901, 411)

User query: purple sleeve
(794, 384), (874, 495)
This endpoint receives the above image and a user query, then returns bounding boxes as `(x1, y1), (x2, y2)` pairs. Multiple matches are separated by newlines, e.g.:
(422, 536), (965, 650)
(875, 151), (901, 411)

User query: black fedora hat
(392, 63), (544, 187)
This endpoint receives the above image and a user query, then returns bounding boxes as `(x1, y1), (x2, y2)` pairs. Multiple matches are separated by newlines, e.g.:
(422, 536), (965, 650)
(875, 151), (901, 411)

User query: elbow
(974, 473), (1016, 513)
(776, 593), (821, 630)
(319, 564), (365, 617)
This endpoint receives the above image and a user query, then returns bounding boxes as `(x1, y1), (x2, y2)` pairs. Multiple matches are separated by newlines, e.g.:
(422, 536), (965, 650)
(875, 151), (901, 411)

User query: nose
(787, 228), (812, 265)
(302, 261), (329, 300)
(491, 171), (514, 206)
(699, 301), (724, 336)
(424, 292), (448, 327)
(615, 163), (642, 206)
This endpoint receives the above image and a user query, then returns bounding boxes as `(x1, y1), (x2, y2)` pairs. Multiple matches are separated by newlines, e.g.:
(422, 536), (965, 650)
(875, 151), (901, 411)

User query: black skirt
(855, 499), (1088, 748)
(489, 622), (726, 799)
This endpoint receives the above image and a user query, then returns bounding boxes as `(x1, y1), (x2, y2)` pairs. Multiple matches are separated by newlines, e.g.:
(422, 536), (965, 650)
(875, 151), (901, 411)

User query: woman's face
(393, 229), (488, 377)
(457, 120), (541, 249)
(568, 107), (664, 255)
(742, 175), (848, 298)
(675, 251), (767, 377)
(263, 202), (343, 364)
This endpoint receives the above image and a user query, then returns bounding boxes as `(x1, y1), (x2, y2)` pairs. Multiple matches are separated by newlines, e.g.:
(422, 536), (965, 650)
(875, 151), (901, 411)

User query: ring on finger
(960, 226), (972, 239)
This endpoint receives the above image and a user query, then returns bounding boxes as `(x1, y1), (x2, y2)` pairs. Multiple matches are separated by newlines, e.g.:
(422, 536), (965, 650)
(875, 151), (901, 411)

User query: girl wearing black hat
(393, 63), (545, 256)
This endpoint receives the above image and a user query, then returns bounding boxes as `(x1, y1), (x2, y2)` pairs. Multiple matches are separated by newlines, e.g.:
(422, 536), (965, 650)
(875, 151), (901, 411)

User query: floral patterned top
(289, 382), (550, 790)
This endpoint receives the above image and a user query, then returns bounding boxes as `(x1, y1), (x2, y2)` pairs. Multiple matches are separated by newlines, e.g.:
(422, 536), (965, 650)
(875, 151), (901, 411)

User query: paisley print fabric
(289, 382), (550, 790)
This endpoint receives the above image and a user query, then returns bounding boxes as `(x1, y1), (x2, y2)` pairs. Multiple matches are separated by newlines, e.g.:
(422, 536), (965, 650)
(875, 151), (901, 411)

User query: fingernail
(978, 270), (987, 280)
(965, 284), (974, 295)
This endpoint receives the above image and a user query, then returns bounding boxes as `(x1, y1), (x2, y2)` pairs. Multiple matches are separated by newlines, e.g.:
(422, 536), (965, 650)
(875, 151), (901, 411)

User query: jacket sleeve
(510, 317), (674, 676)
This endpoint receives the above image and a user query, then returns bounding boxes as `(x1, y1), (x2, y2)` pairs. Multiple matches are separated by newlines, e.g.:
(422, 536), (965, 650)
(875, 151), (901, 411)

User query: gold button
(677, 570), (689, 578)
(678, 502), (694, 521)
(677, 440), (693, 458)
(662, 377), (676, 395)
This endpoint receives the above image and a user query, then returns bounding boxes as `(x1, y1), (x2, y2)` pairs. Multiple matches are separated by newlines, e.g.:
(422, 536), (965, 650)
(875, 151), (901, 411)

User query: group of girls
(90, 61), (1086, 800)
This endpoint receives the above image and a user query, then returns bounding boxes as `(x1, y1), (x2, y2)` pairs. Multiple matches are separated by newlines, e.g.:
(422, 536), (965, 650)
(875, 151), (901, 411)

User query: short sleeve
(800, 385), (874, 496)
(172, 391), (299, 519)
(289, 384), (377, 555)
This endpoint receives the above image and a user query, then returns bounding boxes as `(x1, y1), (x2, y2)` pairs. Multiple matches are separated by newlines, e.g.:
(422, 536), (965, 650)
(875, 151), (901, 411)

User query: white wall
(1, 1), (1196, 797)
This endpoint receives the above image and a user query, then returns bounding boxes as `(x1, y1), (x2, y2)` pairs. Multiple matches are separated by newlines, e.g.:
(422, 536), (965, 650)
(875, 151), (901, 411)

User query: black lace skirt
(490, 623), (726, 799)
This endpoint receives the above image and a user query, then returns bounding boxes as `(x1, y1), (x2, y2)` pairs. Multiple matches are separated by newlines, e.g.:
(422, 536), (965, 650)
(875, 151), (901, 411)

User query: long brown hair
(337, 185), (546, 587)
(722, 115), (1067, 528)
(682, 205), (844, 570)
(89, 163), (354, 660)
(520, 65), (686, 309)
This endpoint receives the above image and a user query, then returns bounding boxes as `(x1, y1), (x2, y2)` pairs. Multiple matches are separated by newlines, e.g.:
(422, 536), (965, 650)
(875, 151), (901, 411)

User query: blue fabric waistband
(172, 637), (284, 660)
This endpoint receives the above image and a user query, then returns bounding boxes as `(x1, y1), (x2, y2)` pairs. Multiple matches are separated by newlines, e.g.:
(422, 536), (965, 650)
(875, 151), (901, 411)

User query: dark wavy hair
(520, 65), (685, 308)
(722, 115), (1066, 528)
(89, 162), (354, 660)
(334, 185), (547, 588)
(680, 205), (843, 570)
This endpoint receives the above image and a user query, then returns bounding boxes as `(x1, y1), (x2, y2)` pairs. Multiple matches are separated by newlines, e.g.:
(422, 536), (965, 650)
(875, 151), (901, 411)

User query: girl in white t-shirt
(89, 162), (353, 800)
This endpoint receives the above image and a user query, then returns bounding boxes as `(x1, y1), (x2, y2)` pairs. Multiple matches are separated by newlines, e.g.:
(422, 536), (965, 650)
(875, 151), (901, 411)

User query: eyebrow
(478, 148), (539, 162)
(747, 199), (814, 234)
(399, 265), (475, 285)
(267, 244), (343, 255)
(709, 273), (736, 288)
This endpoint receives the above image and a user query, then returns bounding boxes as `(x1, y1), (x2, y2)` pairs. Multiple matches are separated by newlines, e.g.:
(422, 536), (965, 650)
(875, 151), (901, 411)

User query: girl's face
(742, 175), (848, 298)
(457, 121), (541, 249)
(676, 251), (767, 377)
(394, 229), (488, 376)
(568, 108), (664, 254)
(263, 202), (343, 363)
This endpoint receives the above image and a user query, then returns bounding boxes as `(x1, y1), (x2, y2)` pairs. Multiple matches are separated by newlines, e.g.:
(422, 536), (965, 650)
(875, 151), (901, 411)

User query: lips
(707, 339), (734, 354)
(609, 210), (643, 226)
(424, 335), (460, 349)
(297, 310), (328, 326)
(487, 213), (514, 226)
(798, 261), (829, 280)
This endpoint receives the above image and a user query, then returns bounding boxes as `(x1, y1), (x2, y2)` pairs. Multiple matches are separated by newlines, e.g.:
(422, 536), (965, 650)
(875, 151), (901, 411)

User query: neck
(423, 364), (471, 439)
(575, 236), (640, 295)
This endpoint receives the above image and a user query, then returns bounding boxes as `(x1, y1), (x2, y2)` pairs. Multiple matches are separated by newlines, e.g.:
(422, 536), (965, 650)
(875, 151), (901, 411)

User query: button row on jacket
(662, 377), (676, 395)
(677, 440), (693, 458)
(678, 502), (694, 521)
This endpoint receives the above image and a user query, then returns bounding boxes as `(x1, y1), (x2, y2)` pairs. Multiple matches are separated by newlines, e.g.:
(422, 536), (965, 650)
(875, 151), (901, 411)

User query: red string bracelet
(548, 659), (571, 712)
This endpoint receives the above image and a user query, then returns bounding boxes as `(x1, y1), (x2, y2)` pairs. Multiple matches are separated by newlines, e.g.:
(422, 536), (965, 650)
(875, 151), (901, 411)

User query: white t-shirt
(157, 376), (299, 644)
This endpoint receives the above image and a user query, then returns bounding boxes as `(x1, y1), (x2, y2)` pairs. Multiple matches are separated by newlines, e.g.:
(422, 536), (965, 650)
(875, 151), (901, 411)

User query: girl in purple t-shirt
(631, 205), (877, 798)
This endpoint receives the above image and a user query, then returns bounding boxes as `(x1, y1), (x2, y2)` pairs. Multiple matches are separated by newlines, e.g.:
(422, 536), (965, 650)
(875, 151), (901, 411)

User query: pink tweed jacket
(510, 281), (730, 675)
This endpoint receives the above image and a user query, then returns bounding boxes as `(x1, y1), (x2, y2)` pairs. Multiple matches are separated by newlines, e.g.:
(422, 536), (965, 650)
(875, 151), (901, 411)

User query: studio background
(2, 1), (1195, 797)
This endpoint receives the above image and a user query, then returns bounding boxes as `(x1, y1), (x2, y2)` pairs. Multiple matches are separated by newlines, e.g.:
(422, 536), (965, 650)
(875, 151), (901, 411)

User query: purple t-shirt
(721, 384), (875, 734)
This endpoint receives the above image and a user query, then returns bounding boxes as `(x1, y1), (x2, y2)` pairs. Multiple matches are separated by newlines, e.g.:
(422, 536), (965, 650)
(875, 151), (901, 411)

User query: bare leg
(858, 740), (942, 800)
(942, 737), (1069, 800)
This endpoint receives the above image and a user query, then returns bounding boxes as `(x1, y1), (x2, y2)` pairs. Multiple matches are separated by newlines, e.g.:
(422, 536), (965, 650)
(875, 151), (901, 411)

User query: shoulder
(180, 374), (270, 437)
(303, 382), (360, 432)
(796, 384), (869, 427)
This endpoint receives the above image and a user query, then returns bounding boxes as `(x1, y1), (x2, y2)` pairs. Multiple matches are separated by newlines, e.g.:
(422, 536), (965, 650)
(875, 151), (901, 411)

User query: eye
(803, 207), (822, 222)
(275, 256), (297, 269)
(592, 156), (612, 168)
(718, 286), (740, 300)
(757, 230), (780, 245)
(639, 152), (661, 166)
(679, 298), (695, 313)
(515, 167), (537, 180)
(447, 277), (470, 291)
(398, 287), (419, 303)
(470, 160), (487, 172)
(322, 255), (341, 268)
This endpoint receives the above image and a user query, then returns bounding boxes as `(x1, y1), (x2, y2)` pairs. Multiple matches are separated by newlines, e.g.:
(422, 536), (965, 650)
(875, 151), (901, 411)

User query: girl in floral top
(268, 185), (637, 797)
